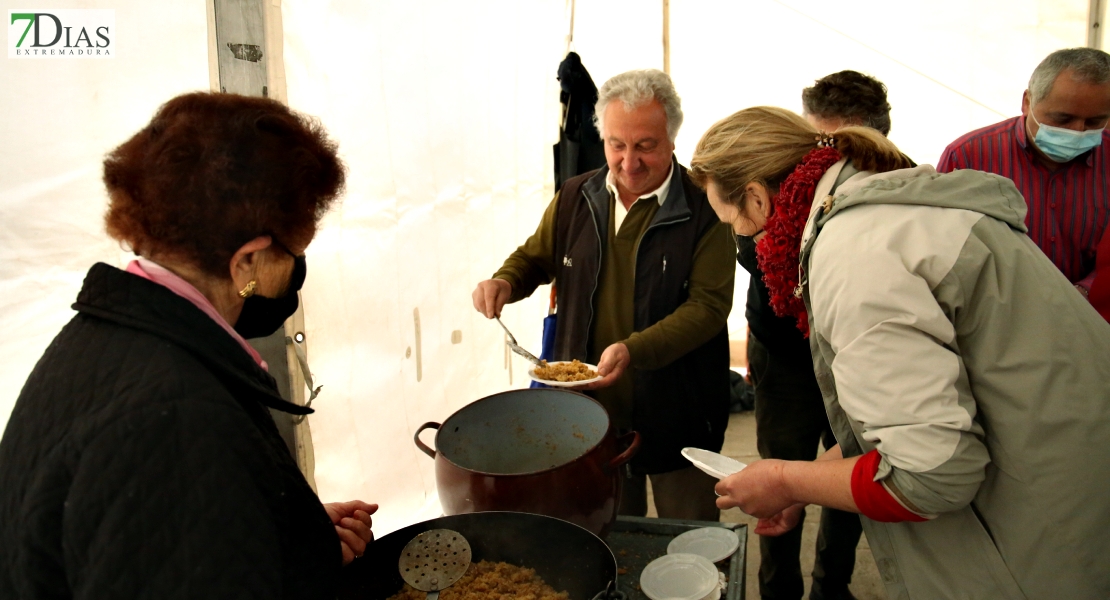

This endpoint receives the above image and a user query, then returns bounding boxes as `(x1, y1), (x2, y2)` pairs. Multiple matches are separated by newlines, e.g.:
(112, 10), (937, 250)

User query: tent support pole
(663, 0), (671, 75)
(566, 0), (576, 54)
(207, 0), (316, 491)
(1091, 0), (1104, 49)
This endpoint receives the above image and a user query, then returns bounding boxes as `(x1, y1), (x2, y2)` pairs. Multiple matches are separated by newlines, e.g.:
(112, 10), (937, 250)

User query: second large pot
(337, 511), (618, 600)
(414, 388), (640, 538)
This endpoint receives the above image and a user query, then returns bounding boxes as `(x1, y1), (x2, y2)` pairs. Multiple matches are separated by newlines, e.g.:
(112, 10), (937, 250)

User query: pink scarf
(126, 259), (268, 371)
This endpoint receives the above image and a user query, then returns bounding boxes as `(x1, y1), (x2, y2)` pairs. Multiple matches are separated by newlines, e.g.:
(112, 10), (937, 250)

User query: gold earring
(238, 280), (258, 298)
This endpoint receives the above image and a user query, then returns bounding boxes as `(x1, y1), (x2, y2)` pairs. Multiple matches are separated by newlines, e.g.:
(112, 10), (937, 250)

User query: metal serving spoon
(398, 529), (473, 599)
(494, 316), (542, 366)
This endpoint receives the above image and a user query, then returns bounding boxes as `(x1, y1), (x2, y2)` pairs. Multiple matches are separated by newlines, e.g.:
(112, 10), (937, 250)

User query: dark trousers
(618, 465), (721, 522)
(748, 335), (862, 600)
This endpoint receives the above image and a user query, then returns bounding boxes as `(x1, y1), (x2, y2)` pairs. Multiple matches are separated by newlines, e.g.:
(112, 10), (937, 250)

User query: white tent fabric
(0, 0), (1093, 537)
(670, 0), (1091, 166)
(280, 0), (570, 533)
(0, 0), (211, 429)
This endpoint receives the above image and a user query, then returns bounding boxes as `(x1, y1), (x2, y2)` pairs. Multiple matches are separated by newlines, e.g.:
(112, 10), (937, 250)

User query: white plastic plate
(667, 527), (741, 563)
(681, 447), (747, 480)
(526, 361), (603, 387)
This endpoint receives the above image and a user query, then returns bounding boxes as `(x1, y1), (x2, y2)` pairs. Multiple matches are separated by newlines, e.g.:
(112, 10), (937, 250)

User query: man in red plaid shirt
(938, 48), (1110, 301)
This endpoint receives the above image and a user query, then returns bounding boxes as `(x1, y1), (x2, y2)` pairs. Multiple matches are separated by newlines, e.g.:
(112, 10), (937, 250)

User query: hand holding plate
(577, 343), (629, 390)
(714, 459), (796, 519)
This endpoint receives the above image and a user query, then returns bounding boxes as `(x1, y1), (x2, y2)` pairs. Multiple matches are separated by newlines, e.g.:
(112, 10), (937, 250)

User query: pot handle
(414, 422), (441, 459)
(608, 430), (641, 470)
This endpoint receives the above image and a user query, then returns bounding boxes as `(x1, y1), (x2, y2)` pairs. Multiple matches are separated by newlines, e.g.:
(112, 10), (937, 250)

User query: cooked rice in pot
(387, 560), (569, 600)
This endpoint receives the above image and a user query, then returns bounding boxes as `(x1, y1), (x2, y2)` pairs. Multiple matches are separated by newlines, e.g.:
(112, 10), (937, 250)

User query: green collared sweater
(493, 189), (735, 426)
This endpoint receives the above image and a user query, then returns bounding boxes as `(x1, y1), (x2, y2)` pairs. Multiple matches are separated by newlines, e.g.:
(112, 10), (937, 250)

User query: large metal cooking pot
(414, 388), (640, 537)
(337, 511), (619, 600)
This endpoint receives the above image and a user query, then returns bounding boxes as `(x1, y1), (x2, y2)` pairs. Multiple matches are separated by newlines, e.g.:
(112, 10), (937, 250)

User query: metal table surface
(608, 516), (747, 600)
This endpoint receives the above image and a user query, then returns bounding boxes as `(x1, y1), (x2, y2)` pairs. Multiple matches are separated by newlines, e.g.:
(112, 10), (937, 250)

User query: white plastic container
(640, 553), (721, 600)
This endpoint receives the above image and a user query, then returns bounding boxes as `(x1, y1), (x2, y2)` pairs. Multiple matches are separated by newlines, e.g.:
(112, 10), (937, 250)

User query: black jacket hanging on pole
(554, 52), (605, 191)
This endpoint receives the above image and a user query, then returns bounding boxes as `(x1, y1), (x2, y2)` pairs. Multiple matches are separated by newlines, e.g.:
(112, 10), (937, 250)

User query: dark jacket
(734, 235), (813, 366)
(553, 52), (605, 191)
(553, 166), (731, 473)
(0, 264), (340, 599)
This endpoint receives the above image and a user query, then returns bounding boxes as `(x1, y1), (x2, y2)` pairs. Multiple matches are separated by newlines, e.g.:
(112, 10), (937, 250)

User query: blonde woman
(689, 106), (1110, 599)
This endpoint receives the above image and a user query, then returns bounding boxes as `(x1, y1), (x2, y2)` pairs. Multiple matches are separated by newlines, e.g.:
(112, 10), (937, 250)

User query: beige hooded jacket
(800, 160), (1110, 600)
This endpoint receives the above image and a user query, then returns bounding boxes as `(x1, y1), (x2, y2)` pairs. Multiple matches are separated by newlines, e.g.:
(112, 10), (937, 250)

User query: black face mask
(734, 233), (759, 275)
(234, 254), (306, 339)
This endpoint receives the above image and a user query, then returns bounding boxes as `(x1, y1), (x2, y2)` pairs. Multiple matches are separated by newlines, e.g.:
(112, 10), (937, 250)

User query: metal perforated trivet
(398, 529), (472, 594)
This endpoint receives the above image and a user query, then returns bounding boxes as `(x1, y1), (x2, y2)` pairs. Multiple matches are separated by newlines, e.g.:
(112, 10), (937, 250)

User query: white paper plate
(526, 361), (602, 387)
(681, 447), (747, 480)
(668, 527), (741, 563)
(640, 553), (720, 600)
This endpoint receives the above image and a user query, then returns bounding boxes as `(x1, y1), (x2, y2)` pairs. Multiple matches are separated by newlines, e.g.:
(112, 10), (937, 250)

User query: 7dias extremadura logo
(8, 10), (114, 58)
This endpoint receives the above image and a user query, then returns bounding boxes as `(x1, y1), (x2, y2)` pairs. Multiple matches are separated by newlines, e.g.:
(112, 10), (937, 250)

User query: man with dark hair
(802, 70), (892, 136)
(938, 47), (1110, 299)
(737, 71), (898, 600)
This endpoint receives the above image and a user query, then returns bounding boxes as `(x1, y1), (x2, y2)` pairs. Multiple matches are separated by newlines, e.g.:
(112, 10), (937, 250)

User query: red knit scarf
(755, 146), (842, 337)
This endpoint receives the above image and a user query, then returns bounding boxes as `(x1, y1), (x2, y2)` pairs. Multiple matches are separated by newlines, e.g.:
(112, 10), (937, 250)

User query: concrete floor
(647, 411), (888, 600)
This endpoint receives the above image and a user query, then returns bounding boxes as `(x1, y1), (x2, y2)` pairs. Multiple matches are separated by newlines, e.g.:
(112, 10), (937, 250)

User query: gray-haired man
(472, 69), (736, 519)
(939, 48), (1110, 294)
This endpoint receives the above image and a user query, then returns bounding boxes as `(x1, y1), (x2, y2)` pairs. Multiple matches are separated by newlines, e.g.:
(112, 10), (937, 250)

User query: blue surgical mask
(1029, 112), (1105, 163)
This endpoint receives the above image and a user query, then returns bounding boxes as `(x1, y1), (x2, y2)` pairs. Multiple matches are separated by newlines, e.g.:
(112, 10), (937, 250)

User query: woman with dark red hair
(0, 92), (375, 599)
